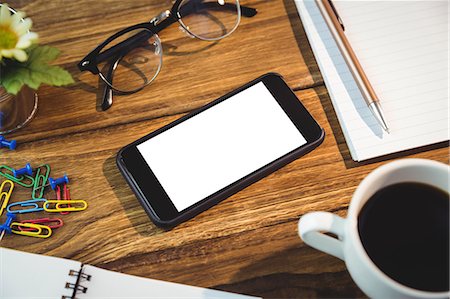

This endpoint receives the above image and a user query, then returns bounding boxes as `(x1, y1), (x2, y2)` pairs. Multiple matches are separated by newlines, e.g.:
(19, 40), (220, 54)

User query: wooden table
(2, 0), (448, 298)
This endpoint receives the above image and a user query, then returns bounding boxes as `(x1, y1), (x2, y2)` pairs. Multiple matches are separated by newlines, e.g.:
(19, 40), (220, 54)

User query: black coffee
(358, 182), (449, 292)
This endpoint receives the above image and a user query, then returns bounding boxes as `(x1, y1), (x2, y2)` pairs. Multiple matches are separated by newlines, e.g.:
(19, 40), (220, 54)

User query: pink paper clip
(56, 184), (71, 215)
(18, 217), (63, 231)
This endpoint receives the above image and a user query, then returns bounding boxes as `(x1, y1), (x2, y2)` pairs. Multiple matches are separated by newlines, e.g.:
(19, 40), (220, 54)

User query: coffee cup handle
(298, 212), (346, 260)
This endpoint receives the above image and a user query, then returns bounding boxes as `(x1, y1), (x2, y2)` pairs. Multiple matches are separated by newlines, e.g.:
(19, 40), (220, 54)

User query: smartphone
(117, 73), (324, 228)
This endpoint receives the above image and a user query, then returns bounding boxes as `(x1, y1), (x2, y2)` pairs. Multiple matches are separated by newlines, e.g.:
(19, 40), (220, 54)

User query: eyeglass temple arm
(240, 5), (258, 17)
(151, 3), (256, 34)
(97, 2), (256, 64)
(178, 3), (257, 18)
(178, 2), (257, 18)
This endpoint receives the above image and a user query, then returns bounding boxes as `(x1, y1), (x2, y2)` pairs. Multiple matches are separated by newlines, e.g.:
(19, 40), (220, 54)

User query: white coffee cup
(298, 158), (449, 299)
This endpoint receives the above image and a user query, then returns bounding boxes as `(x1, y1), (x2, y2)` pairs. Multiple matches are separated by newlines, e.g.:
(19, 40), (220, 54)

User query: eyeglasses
(78, 0), (257, 110)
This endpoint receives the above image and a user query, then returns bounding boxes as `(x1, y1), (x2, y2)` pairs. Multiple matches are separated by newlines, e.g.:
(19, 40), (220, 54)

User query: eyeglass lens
(178, 0), (241, 41)
(98, 29), (162, 93)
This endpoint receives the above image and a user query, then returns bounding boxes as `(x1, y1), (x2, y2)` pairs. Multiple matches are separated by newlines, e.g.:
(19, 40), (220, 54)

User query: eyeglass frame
(77, 0), (257, 105)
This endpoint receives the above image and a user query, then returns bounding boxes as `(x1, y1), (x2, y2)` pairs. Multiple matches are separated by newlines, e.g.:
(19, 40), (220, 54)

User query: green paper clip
(32, 164), (51, 199)
(0, 165), (34, 188)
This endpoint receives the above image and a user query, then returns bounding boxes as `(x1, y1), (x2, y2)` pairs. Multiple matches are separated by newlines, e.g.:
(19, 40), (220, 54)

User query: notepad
(295, 0), (449, 161)
(0, 247), (258, 299)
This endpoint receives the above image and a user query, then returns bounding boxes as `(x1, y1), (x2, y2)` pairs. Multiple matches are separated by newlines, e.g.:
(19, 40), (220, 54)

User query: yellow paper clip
(10, 222), (52, 238)
(44, 200), (88, 212)
(0, 180), (14, 217)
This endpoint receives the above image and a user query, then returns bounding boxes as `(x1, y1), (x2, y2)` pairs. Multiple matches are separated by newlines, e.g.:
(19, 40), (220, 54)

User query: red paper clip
(56, 184), (71, 215)
(18, 217), (63, 231)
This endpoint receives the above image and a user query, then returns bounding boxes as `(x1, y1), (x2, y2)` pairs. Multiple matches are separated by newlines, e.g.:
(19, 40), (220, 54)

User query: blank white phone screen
(137, 82), (307, 212)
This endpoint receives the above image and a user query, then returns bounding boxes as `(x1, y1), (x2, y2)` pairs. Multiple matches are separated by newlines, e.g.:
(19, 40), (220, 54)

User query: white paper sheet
(79, 265), (256, 299)
(295, 0), (449, 161)
(1, 248), (80, 298)
(0, 248), (259, 299)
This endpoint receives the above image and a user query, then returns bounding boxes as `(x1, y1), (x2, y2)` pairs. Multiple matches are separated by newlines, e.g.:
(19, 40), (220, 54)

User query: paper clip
(19, 217), (63, 231)
(32, 164), (51, 199)
(7, 198), (46, 214)
(10, 222), (52, 238)
(0, 180), (14, 217)
(56, 184), (71, 215)
(44, 200), (87, 212)
(0, 165), (34, 188)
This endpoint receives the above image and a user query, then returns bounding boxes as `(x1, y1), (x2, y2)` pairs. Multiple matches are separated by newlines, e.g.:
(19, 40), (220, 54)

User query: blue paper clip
(7, 199), (46, 214)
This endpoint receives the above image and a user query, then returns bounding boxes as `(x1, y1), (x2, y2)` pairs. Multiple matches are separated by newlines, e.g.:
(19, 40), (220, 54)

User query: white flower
(0, 4), (38, 62)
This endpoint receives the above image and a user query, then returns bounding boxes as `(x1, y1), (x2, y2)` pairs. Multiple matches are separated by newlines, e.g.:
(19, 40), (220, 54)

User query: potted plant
(0, 3), (73, 134)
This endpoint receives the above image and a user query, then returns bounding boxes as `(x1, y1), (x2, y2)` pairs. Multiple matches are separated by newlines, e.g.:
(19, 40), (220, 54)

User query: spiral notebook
(0, 248), (257, 299)
(295, 0), (449, 161)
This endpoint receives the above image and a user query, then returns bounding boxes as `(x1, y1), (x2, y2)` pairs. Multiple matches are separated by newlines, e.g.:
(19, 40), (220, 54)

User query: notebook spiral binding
(61, 268), (92, 299)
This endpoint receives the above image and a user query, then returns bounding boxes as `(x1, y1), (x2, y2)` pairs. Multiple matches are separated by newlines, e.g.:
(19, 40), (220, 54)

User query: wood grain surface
(1, 1), (448, 298)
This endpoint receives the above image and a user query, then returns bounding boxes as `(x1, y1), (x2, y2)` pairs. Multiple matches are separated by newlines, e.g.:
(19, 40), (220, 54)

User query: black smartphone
(117, 73), (324, 228)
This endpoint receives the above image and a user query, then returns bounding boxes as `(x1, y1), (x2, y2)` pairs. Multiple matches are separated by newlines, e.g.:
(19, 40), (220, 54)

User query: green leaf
(28, 45), (60, 64)
(1, 68), (29, 95)
(0, 45), (74, 95)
